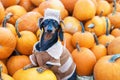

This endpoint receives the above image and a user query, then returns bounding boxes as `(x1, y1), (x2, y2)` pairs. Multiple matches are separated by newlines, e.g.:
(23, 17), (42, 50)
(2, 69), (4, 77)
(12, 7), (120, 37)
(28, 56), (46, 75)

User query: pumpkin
(62, 16), (82, 34)
(6, 54), (31, 76)
(38, 0), (68, 19)
(96, 0), (112, 16)
(72, 22), (94, 48)
(110, 1), (120, 12)
(0, 61), (8, 74)
(19, 0), (35, 12)
(0, 13), (17, 36)
(0, 28), (16, 59)
(0, 1), (5, 24)
(13, 67), (57, 80)
(91, 33), (107, 61)
(72, 43), (96, 76)
(0, 65), (14, 80)
(108, 0), (120, 28)
(30, 0), (45, 6)
(17, 12), (42, 33)
(111, 28), (120, 37)
(15, 20), (38, 55)
(5, 5), (27, 24)
(73, 0), (96, 21)
(108, 37), (120, 55)
(98, 17), (115, 46)
(85, 15), (111, 36)
(94, 54), (120, 80)
(62, 33), (74, 53)
(60, 0), (78, 15)
(1, 0), (20, 8)
(36, 28), (41, 40)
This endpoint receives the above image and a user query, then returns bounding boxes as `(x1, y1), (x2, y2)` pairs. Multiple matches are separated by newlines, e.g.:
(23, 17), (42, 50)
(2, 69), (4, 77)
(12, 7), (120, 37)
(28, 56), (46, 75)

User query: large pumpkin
(0, 28), (16, 59)
(73, 0), (96, 21)
(94, 54), (120, 80)
(13, 67), (57, 80)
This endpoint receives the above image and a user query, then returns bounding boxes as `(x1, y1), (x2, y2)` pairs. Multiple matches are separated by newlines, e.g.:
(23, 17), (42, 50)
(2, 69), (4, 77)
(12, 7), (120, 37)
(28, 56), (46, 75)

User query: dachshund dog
(23, 8), (76, 80)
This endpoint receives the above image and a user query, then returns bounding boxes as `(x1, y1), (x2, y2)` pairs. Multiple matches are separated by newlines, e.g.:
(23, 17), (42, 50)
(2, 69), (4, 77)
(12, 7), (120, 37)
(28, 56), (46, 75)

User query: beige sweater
(29, 41), (76, 80)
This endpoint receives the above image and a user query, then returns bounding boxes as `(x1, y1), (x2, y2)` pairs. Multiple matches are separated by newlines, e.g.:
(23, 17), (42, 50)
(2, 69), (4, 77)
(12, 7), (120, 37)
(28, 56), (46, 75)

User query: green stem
(0, 65), (3, 80)
(80, 22), (85, 33)
(112, 0), (116, 15)
(15, 19), (21, 38)
(76, 42), (80, 52)
(109, 54), (120, 62)
(93, 33), (99, 45)
(105, 17), (109, 36)
(2, 13), (13, 27)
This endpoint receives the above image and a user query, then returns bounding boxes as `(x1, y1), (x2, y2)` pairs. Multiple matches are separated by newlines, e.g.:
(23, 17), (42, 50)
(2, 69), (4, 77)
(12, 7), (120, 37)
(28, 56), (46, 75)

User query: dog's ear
(59, 26), (64, 41)
(38, 18), (44, 29)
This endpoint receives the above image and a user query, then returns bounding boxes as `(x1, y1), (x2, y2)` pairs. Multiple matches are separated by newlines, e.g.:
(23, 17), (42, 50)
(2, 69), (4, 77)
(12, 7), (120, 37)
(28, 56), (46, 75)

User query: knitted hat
(43, 8), (61, 23)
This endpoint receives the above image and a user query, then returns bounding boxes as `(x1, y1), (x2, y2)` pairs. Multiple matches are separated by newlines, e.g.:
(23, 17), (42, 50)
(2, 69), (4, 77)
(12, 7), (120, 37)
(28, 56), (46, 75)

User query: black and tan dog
(23, 8), (76, 80)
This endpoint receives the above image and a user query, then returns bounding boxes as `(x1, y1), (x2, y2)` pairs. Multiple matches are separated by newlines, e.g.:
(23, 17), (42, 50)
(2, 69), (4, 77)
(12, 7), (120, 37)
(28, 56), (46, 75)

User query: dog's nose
(47, 25), (53, 32)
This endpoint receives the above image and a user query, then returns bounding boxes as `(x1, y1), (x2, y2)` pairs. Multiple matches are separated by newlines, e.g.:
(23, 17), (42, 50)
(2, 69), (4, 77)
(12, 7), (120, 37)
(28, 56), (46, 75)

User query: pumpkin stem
(105, 17), (109, 36)
(76, 42), (80, 52)
(99, 10), (104, 17)
(2, 13), (13, 27)
(15, 19), (21, 38)
(36, 67), (45, 73)
(0, 65), (3, 80)
(93, 33), (99, 45)
(109, 54), (120, 62)
(80, 22), (85, 33)
(112, 0), (116, 15)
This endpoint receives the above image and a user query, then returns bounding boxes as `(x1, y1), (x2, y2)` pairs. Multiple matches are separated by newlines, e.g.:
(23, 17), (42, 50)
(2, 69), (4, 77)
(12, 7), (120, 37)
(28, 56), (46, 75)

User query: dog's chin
(44, 32), (53, 41)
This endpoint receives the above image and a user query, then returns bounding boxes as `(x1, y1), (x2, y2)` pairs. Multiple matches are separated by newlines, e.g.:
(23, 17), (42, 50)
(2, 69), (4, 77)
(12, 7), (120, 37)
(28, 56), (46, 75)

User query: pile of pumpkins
(0, 0), (120, 80)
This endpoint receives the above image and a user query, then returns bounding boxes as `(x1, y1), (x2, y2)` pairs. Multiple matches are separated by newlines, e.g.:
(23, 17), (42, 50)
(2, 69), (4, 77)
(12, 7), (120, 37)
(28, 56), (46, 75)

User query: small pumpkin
(30, 0), (45, 6)
(94, 54), (120, 80)
(0, 28), (16, 59)
(72, 43), (96, 76)
(15, 20), (38, 55)
(0, 1), (5, 24)
(111, 28), (120, 37)
(13, 67), (57, 80)
(5, 5), (27, 24)
(6, 53), (31, 76)
(0, 61), (8, 74)
(73, 0), (96, 21)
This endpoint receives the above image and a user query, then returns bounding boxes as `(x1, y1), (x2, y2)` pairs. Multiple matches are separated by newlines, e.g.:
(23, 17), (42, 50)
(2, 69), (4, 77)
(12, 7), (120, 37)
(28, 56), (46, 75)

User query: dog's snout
(47, 25), (53, 32)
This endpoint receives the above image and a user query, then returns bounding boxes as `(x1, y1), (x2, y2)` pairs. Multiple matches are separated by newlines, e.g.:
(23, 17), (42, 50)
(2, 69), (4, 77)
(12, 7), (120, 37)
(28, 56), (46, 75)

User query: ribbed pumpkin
(0, 60), (8, 74)
(62, 16), (81, 34)
(108, 37), (120, 55)
(0, 28), (16, 59)
(13, 67), (57, 80)
(17, 12), (42, 33)
(111, 28), (120, 37)
(94, 54), (120, 80)
(73, 0), (96, 21)
(15, 20), (38, 55)
(38, 0), (68, 19)
(72, 43), (96, 76)
(0, 1), (5, 24)
(6, 54), (31, 76)
(1, 0), (20, 8)
(5, 5), (27, 24)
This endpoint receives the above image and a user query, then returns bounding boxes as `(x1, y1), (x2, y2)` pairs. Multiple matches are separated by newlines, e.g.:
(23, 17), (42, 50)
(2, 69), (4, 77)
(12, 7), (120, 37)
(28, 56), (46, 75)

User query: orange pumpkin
(73, 0), (96, 21)
(62, 16), (81, 34)
(111, 28), (120, 37)
(96, 0), (112, 16)
(38, 0), (68, 19)
(15, 20), (38, 55)
(1, 0), (20, 8)
(0, 60), (8, 74)
(5, 5), (27, 24)
(94, 54), (120, 80)
(72, 43), (96, 76)
(30, 0), (45, 6)
(0, 1), (5, 24)
(62, 33), (74, 53)
(0, 28), (16, 59)
(72, 22), (94, 48)
(108, 37), (120, 55)
(6, 54), (31, 76)
(19, 0), (35, 12)
(13, 67), (57, 80)
(17, 12), (42, 33)
(61, 0), (78, 14)
(91, 33), (107, 61)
